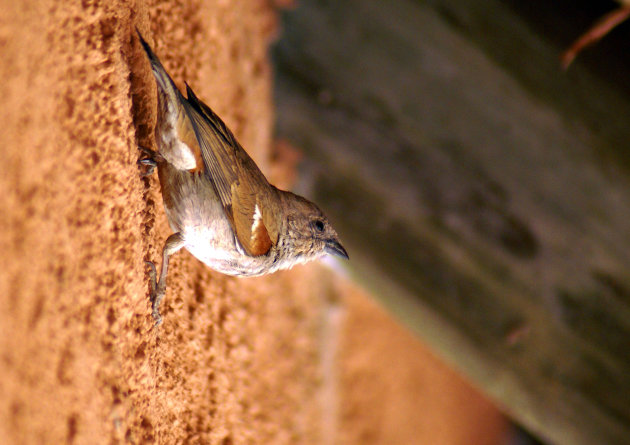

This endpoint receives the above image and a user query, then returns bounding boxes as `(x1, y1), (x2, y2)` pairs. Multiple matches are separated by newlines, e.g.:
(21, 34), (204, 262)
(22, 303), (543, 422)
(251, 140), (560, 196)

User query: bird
(136, 30), (348, 325)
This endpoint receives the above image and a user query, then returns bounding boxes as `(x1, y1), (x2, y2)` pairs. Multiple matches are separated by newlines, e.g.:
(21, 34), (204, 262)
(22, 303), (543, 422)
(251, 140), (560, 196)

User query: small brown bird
(137, 31), (348, 324)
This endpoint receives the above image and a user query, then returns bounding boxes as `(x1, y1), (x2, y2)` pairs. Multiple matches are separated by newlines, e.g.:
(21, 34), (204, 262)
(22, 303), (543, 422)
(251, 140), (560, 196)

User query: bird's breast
(183, 224), (278, 277)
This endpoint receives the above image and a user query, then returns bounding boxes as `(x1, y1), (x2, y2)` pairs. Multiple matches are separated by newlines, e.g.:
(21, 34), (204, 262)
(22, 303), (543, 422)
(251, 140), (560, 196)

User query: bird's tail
(136, 29), (181, 105)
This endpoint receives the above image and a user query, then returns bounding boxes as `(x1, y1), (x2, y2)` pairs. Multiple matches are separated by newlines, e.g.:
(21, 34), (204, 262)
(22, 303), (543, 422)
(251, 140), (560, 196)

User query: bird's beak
(325, 239), (349, 260)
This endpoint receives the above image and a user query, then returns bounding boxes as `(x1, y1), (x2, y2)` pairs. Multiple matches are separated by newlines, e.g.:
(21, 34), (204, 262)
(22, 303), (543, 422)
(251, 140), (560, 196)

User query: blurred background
(272, 1), (630, 444)
(1, 0), (629, 443)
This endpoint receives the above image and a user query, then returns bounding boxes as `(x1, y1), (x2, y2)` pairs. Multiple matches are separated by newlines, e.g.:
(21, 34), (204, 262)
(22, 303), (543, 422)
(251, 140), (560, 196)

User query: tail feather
(136, 28), (181, 104)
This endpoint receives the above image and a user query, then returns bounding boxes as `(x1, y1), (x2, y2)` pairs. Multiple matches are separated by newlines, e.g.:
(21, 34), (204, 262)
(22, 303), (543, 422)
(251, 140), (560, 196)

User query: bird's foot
(145, 260), (164, 326)
(137, 146), (160, 177)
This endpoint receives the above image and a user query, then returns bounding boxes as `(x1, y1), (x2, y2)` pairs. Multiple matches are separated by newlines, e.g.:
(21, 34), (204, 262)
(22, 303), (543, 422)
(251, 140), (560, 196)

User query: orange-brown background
(0, 1), (507, 443)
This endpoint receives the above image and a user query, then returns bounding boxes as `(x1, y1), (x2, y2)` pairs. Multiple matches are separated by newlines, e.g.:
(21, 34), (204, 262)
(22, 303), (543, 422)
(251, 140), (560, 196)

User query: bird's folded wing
(184, 84), (276, 256)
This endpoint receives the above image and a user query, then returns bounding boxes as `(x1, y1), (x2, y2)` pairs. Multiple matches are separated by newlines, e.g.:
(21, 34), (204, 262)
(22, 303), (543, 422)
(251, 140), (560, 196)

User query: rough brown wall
(0, 1), (321, 443)
(0, 1), (507, 444)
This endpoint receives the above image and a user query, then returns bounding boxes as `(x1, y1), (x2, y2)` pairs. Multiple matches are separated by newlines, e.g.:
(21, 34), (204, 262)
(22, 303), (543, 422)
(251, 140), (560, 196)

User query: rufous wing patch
(232, 187), (272, 257)
(249, 204), (272, 256)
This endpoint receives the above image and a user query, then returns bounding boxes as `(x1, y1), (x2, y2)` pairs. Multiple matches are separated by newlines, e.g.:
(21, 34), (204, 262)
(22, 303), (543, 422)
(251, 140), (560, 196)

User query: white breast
(182, 223), (274, 277)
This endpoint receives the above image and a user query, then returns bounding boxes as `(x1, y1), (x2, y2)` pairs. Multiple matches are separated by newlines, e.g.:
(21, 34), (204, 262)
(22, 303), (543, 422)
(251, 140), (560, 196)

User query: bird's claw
(145, 260), (163, 326)
(138, 160), (156, 177)
(137, 146), (159, 177)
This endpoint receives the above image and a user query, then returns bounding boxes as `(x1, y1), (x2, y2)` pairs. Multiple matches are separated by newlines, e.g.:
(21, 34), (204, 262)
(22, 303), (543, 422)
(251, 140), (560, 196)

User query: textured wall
(0, 1), (506, 444)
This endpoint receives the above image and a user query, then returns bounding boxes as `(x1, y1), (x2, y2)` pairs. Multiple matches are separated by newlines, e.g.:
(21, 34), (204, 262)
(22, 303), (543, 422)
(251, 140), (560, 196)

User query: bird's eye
(313, 220), (325, 232)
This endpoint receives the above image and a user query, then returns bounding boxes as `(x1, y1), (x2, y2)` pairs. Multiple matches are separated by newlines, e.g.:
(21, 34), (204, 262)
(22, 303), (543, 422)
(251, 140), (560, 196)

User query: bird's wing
(183, 84), (278, 256)
(138, 31), (204, 172)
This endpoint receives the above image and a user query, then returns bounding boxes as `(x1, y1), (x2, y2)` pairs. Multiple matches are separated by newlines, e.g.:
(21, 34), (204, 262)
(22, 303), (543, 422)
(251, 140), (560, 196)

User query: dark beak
(325, 239), (349, 260)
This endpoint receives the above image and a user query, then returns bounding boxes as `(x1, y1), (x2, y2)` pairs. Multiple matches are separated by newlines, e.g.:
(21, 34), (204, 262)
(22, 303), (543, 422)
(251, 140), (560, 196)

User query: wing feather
(183, 83), (277, 256)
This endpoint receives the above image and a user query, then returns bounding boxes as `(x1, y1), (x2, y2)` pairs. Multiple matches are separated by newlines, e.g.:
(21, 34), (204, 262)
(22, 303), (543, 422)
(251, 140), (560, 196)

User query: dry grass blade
(562, 6), (630, 69)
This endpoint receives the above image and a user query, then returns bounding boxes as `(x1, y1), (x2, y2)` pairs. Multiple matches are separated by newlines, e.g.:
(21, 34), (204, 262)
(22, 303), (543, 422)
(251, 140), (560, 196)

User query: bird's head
(278, 191), (348, 264)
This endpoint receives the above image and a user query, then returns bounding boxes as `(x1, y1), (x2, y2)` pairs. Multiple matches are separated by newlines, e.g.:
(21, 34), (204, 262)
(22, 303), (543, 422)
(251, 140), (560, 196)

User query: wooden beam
(272, 1), (630, 444)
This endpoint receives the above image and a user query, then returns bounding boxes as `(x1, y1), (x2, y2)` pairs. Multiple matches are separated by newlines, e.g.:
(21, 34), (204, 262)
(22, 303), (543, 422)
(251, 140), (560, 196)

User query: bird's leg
(137, 146), (163, 177)
(146, 232), (184, 325)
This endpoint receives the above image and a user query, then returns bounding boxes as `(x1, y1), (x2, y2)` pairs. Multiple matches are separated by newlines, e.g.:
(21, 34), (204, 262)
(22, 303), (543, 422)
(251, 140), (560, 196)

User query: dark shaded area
(272, 1), (630, 445)
(425, 0), (630, 169)
(503, 0), (630, 96)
